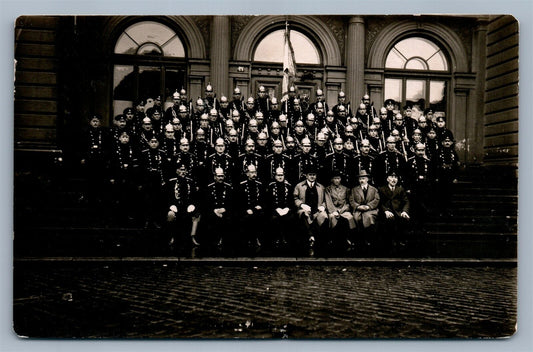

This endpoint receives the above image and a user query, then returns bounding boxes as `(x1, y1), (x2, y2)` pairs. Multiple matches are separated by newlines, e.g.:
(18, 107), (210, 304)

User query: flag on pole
(281, 22), (296, 102)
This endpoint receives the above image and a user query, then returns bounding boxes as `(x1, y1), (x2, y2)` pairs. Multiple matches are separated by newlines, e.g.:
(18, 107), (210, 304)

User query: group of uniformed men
(80, 84), (460, 251)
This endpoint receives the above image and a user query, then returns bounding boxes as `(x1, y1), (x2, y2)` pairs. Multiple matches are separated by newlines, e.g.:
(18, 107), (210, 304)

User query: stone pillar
(346, 16), (365, 107)
(467, 18), (489, 164)
(453, 88), (469, 163)
(210, 17), (231, 97)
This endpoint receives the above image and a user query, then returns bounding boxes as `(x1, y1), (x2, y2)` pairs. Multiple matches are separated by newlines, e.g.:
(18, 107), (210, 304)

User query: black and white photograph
(13, 14), (518, 339)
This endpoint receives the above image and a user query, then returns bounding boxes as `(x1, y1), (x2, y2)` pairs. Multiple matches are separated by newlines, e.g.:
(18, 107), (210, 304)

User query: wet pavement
(13, 261), (516, 339)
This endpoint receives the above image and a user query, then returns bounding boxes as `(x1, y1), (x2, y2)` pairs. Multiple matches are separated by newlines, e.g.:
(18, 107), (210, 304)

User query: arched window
(384, 37), (449, 116)
(251, 28), (322, 103)
(253, 29), (321, 64)
(112, 21), (187, 117)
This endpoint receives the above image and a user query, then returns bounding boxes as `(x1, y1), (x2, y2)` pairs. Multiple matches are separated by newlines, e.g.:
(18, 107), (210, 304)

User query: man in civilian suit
(293, 164), (328, 248)
(378, 171), (411, 249)
(349, 170), (380, 246)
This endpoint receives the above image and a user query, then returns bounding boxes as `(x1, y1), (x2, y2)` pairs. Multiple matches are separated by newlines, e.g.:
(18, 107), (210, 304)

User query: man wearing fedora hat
(325, 169), (356, 248)
(349, 170), (380, 241)
(293, 164), (328, 248)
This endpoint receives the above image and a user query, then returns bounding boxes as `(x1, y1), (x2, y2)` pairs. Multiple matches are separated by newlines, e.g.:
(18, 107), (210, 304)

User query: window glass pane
(253, 29), (320, 64)
(125, 21), (174, 47)
(384, 78), (402, 103)
(385, 48), (405, 69)
(430, 81), (447, 112)
(138, 43), (162, 56)
(162, 36), (186, 57)
(427, 50), (448, 71)
(139, 66), (161, 106)
(405, 58), (427, 70)
(395, 37), (439, 61)
(406, 79), (426, 109)
(113, 65), (134, 116)
(114, 33), (138, 54)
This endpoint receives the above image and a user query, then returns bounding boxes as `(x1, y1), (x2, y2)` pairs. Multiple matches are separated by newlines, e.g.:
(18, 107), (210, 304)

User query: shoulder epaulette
(223, 182), (232, 187)
(266, 153), (274, 158)
(169, 177), (177, 182)
(268, 181), (276, 187)
(240, 180), (247, 184)
(325, 152), (334, 157)
(208, 153), (216, 158)
(256, 180), (263, 185)
(207, 182), (215, 187)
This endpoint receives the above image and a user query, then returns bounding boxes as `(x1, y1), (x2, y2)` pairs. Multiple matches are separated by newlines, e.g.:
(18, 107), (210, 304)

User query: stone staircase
(14, 165), (517, 259)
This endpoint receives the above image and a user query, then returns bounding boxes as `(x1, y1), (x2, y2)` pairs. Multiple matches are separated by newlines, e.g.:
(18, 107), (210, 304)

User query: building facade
(14, 15), (518, 167)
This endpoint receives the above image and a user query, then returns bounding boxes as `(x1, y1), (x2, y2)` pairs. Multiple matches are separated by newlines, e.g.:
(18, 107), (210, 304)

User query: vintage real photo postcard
(13, 14), (517, 338)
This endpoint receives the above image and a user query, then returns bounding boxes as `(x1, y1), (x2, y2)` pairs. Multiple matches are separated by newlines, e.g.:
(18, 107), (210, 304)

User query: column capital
(349, 16), (365, 25)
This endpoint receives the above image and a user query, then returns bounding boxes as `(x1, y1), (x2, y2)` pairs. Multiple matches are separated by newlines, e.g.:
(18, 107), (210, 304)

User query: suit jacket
(349, 185), (380, 211)
(293, 180), (326, 210)
(325, 184), (351, 213)
(378, 185), (410, 216)
(349, 184), (380, 228)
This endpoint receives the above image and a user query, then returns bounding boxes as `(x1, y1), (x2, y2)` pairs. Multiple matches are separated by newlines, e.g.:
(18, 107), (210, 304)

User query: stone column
(453, 88), (469, 163)
(210, 16), (231, 97)
(346, 16), (365, 107)
(467, 18), (489, 164)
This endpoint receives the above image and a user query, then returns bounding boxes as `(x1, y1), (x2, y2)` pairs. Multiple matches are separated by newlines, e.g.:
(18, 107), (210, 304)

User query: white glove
(401, 211), (410, 219)
(169, 205), (178, 213)
(317, 206), (325, 213)
(275, 208), (283, 216)
(301, 204), (311, 212)
(246, 209), (253, 215)
(187, 205), (196, 213)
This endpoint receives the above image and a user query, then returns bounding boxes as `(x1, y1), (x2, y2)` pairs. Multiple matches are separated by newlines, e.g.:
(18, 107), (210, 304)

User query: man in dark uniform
(375, 136), (406, 186)
(266, 167), (294, 248)
(174, 137), (198, 180)
(230, 87), (244, 116)
(405, 143), (435, 232)
(264, 139), (291, 182)
(268, 97), (281, 122)
(190, 128), (211, 186)
(204, 167), (234, 247)
(435, 135), (459, 217)
(292, 137), (317, 185)
(166, 162), (201, 249)
(140, 136), (167, 229)
(324, 137), (350, 186)
(353, 139), (376, 184)
(164, 90), (182, 124)
(255, 85), (270, 113)
(203, 84), (218, 110)
(332, 91), (352, 117)
(108, 130), (140, 224)
(138, 117), (156, 151)
(206, 137), (233, 184)
(238, 164), (265, 248)
(237, 139), (264, 183)
(123, 107), (139, 136)
(225, 128), (241, 162)
(80, 114), (109, 208)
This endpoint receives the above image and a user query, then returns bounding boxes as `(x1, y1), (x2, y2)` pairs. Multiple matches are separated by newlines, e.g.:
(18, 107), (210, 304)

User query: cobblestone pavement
(13, 262), (516, 338)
